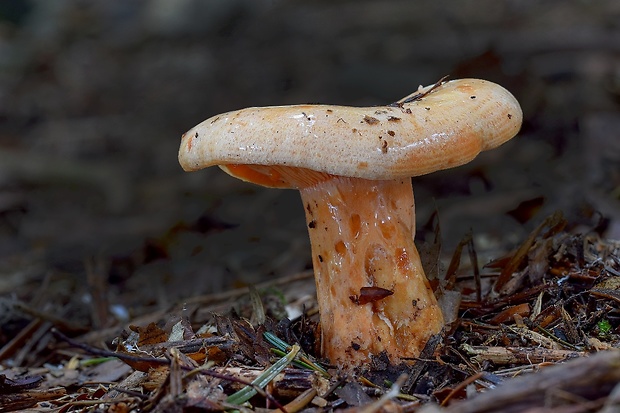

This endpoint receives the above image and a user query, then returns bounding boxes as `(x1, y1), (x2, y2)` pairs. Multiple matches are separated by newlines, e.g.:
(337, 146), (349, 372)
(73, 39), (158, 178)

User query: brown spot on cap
(363, 115), (380, 125)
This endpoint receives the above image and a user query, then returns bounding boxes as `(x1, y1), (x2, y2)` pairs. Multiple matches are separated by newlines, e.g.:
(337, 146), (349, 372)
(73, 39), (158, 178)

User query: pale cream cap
(179, 78), (522, 188)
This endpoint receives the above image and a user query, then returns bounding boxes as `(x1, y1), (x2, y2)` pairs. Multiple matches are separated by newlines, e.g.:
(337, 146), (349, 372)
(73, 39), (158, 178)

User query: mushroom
(178, 78), (522, 368)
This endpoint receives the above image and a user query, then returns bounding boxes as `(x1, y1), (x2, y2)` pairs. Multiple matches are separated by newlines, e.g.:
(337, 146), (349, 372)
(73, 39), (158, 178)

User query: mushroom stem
(300, 176), (443, 367)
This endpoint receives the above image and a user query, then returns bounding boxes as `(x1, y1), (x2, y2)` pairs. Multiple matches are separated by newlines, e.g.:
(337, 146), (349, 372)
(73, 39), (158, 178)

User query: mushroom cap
(179, 78), (522, 188)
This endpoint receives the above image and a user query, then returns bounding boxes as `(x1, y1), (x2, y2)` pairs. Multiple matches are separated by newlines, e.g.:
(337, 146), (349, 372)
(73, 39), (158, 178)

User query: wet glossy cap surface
(179, 78), (522, 188)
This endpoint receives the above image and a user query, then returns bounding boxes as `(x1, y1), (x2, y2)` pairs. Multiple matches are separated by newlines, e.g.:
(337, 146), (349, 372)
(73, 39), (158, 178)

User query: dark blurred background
(0, 0), (618, 317)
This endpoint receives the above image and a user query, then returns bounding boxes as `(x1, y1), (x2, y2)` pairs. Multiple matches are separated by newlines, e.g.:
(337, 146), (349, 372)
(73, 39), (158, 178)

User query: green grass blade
(263, 332), (330, 378)
(226, 344), (300, 405)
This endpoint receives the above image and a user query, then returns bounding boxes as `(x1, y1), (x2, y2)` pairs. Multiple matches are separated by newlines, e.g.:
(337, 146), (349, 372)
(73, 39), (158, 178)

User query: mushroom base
(300, 177), (444, 368)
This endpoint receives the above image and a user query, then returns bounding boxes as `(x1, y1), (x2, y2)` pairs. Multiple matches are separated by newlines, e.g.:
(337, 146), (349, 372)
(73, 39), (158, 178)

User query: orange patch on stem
(335, 240), (347, 255)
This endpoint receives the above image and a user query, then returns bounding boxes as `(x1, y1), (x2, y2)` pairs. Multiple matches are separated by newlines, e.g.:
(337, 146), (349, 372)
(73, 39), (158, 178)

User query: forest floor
(1, 1), (620, 412)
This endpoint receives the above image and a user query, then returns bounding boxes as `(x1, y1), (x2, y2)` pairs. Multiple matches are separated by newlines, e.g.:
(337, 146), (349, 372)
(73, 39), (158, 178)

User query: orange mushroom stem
(300, 176), (442, 366)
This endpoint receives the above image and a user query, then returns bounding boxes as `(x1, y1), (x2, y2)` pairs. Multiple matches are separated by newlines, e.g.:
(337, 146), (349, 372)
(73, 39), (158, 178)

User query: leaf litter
(0, 213), (619, 412)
